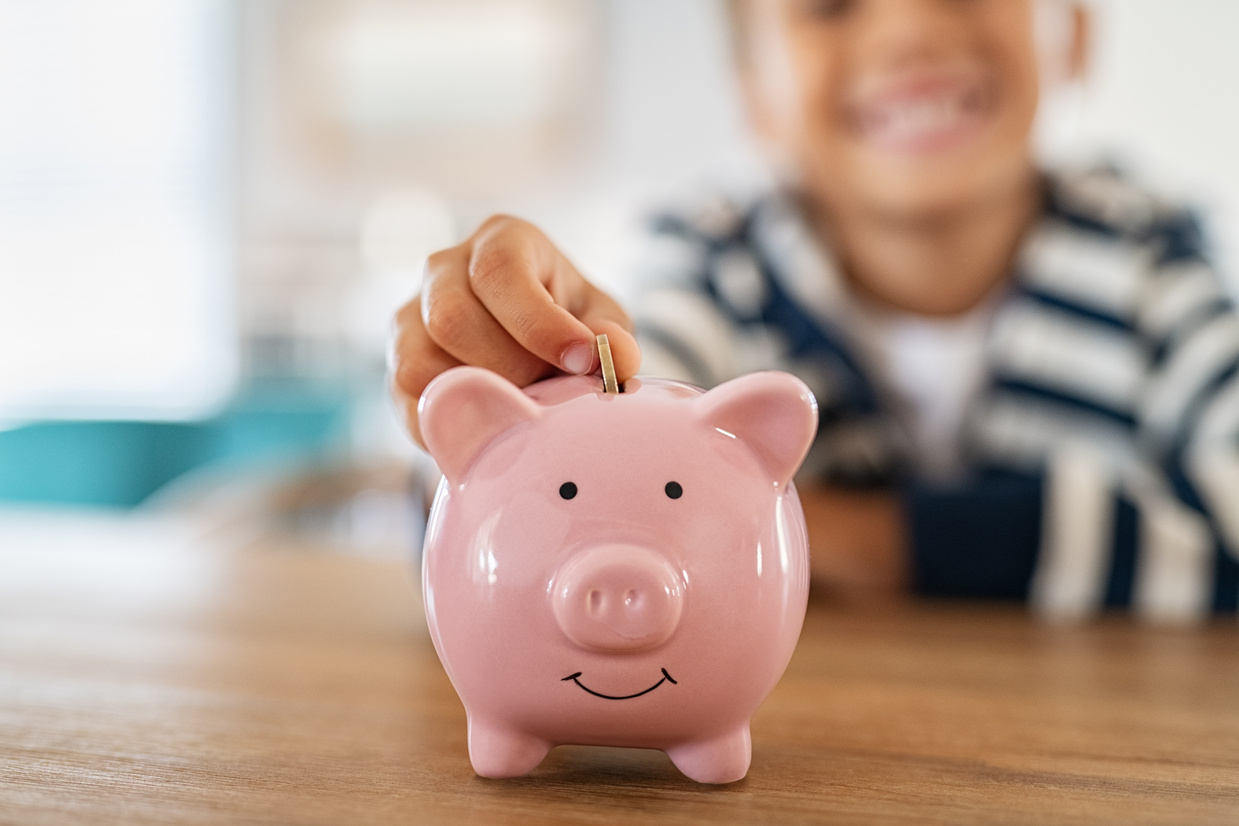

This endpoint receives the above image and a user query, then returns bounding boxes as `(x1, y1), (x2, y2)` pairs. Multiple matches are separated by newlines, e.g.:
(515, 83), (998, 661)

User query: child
(390, 0), (1239, 620)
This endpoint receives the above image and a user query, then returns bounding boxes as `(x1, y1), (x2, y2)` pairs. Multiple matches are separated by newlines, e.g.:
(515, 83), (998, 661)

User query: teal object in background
(0, 380), (355, 508)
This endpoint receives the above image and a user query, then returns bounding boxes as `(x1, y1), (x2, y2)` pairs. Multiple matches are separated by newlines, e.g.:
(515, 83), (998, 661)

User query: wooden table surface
(2, 510), (1237, 825)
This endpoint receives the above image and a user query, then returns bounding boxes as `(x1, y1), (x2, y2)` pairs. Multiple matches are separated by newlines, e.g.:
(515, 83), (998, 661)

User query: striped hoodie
(633, 168), (1239, 621)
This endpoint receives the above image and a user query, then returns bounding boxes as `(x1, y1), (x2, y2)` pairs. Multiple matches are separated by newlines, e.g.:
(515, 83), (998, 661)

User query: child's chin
(842, 160), (1019, 218)
(843, 136), (1025, 207)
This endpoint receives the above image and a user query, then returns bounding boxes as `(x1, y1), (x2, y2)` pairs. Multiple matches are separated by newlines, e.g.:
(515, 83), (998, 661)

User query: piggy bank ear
(695, 371), (818, 488)
(418, 366), (541, 485)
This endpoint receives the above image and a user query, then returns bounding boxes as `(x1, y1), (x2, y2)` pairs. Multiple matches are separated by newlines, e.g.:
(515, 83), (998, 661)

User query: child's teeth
(871, 94), (965, 141)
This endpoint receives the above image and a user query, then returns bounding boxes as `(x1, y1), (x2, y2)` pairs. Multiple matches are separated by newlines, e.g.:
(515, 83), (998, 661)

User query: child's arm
(798, 483), (909, 596)
(389, 215), (641, 447)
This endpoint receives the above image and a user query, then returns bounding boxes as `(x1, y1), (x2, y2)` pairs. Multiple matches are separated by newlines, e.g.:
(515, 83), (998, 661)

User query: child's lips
(849, 78), (991, 154)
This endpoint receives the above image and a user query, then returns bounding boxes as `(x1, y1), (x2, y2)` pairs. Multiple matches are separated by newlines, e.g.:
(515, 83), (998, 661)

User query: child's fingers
(411, 214), (637, 402)
(420, 239), (564, 384)
(389, 296), (463, 448)
(390, 375), (427, 450)
(421, 271), (560, 388)
(466, 217), (602, 375)
(391, 296), (462, 399)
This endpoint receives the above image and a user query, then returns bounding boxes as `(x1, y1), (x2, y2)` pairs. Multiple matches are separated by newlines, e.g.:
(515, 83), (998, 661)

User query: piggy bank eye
(559, 482), (578, 500)
(664, 481), (683, 499)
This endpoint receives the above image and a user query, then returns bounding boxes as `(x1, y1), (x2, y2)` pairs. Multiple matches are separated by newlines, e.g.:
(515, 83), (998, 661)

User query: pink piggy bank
(417, 367), (817, 784)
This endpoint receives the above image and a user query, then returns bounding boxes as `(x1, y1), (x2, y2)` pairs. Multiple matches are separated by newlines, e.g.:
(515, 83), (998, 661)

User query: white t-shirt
(847, 296), (1000, 482)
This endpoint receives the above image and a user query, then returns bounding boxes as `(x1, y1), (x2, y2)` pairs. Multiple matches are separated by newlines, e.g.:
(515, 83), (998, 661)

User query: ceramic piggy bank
(417, 367), (817, 784)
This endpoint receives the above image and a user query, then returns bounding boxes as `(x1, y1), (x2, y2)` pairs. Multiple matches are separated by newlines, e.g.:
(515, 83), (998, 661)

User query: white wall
(0, 0), (237, 422)
(1051, 0), (1239, 277)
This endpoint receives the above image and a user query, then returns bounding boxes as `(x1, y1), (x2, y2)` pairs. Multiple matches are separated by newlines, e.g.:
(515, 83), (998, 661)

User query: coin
(597, 333), (619, 394)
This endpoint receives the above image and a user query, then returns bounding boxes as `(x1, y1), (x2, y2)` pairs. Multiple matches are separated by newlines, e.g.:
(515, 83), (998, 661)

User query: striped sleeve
(1142, 216), (1239, 616)
(909, 440), (1225, 620)
(1022, 209), (1239, 621)
(1029, 448), (1220, 621)
(963, 186), (1238, 620)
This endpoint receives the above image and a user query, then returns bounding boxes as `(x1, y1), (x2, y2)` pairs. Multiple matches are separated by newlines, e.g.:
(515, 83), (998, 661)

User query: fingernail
(561, 343), (593, 375)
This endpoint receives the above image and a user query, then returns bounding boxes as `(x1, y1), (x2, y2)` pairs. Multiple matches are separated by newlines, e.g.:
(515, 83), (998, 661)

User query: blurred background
(2, 0), (1237, 555)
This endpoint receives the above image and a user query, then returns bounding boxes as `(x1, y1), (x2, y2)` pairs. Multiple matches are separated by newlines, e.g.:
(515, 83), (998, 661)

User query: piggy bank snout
(551, 546), (684, 652)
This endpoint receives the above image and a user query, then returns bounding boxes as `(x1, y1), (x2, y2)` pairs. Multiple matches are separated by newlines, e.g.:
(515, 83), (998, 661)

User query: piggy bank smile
(418, 370), (816, 784)
(562, 668), (678, 700)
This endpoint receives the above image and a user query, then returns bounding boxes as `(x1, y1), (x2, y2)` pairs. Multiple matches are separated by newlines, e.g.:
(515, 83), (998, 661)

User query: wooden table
(2, 510), (1237, 825)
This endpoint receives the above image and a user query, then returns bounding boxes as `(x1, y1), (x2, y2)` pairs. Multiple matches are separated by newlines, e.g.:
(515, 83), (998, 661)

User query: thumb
(577, 290), (641, 383)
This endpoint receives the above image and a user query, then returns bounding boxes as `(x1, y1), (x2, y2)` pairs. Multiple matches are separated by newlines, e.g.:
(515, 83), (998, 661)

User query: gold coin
(597, 333), (619, 394)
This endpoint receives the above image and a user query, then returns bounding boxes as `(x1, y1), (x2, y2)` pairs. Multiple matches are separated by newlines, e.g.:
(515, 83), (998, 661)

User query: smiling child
(391, 0), (1239, 619)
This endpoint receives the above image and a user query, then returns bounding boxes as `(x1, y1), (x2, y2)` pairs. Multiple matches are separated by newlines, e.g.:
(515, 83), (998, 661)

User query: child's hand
(390, 215), (641, 447)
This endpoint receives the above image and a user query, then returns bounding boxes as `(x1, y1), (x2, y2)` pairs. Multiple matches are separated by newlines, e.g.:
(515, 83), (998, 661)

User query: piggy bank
(417, 367), (817, 784)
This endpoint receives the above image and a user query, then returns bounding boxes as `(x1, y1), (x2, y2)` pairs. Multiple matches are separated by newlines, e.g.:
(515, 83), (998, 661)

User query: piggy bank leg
(467, 716), (551, 779)
(665, 725), (751, 784)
